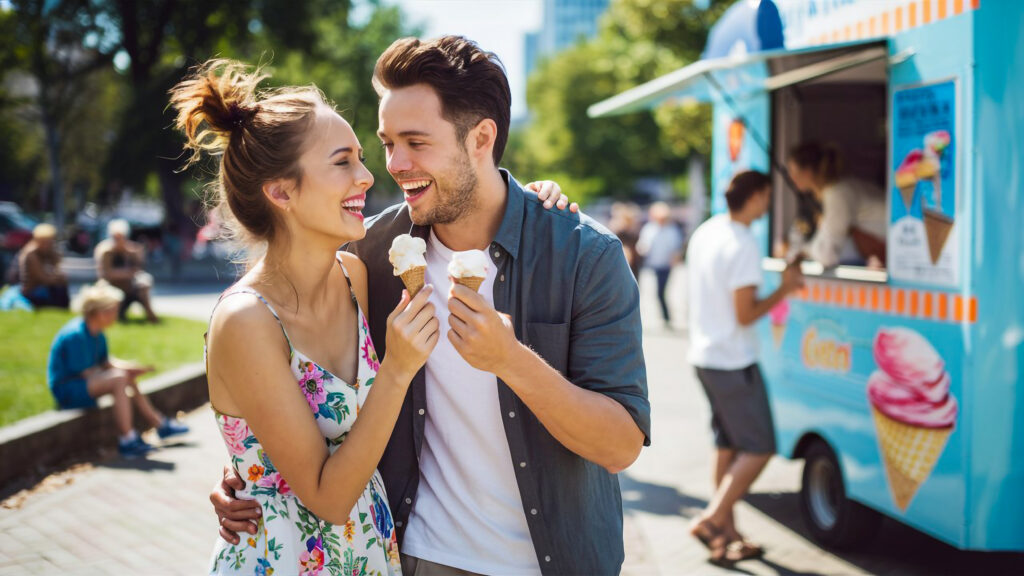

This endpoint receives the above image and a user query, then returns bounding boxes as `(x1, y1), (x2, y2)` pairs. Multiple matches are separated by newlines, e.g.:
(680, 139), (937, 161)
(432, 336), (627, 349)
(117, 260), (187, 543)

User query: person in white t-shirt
(686, 171), (803, 567)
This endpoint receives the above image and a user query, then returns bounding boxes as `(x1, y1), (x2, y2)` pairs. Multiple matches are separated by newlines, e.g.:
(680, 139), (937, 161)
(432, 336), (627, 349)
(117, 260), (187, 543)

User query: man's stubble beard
(409, 149), (478, 227)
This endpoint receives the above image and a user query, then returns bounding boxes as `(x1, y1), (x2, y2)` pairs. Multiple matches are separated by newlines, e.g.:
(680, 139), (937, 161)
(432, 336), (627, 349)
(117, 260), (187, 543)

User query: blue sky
(387, 1), (544, 119)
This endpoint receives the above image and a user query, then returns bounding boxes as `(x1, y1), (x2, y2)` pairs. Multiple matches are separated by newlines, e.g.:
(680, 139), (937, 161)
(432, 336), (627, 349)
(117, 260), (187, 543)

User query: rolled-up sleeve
(569, 238), (651, 445)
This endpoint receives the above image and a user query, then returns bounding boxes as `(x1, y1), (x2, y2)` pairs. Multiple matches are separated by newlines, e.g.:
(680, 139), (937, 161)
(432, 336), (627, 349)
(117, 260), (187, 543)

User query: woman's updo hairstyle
(788, 142), (843, 186)
(169, 59), (329, 253)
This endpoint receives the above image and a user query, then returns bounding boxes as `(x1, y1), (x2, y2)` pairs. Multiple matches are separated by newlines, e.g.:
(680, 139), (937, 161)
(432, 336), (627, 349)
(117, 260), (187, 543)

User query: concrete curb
(0, 362), (208, 490)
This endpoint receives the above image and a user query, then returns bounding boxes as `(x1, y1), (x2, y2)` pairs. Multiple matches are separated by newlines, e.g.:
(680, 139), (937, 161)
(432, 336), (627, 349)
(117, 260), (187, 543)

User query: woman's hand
(382, 286), (440, 382)
(525, 180), (579, 213)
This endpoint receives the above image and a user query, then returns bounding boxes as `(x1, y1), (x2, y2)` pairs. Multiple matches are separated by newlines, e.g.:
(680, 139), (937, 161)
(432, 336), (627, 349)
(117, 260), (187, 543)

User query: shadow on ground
(746, 492), (1024, 576)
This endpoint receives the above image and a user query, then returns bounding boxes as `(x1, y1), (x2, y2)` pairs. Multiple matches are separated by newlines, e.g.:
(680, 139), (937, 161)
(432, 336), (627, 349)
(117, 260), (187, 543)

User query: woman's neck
(255, 236), (340, 314)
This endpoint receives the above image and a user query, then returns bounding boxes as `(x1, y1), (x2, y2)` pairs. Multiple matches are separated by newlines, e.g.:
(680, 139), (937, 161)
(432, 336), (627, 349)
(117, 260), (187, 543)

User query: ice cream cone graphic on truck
(868, 328), (958, 511)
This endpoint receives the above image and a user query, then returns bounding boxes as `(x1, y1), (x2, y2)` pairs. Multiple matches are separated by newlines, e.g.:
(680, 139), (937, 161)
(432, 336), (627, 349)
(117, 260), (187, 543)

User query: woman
(18, 223), (70, 309)
(47, 281), (190, 458)
(787, 142), (887, 268)
(170, 59), (570, 575)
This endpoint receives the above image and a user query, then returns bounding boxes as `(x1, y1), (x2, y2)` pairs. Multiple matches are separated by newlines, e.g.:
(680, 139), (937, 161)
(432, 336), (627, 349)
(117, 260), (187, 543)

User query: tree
(4, 0), (115, 229)
(508, 0), (735, 205)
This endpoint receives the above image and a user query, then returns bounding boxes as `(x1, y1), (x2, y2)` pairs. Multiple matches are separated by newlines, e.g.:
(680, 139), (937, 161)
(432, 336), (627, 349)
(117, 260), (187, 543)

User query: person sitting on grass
(18, 223), (70, 309)
(46, 281), (189, 457)
(94, 219), (160, 323)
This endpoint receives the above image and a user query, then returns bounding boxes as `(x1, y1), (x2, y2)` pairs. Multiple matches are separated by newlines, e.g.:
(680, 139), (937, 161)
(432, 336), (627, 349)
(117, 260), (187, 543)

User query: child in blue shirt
(47, 281), (189, 457)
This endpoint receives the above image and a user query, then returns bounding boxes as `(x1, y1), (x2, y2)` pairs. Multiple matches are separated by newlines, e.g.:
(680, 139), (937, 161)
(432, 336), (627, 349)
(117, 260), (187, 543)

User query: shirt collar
(493, 169), (524, 260)
(408, 168), (523, 260)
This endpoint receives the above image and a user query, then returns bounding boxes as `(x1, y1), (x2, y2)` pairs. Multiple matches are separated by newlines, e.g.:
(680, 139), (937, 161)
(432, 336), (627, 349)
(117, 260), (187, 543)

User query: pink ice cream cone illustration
(867, 328), (957, 511)
(895, 150), (922, 211)
(924, 130), (951, 174)
(769, 300), (790, 349)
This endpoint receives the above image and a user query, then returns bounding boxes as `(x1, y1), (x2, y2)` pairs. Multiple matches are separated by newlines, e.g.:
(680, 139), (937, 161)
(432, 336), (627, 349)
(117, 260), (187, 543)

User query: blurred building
(524, 0), (610, 80)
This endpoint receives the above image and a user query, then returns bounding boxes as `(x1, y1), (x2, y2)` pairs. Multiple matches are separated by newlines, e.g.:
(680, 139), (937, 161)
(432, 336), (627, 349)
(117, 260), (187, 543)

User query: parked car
(0, 202), (37, 252)
(0, 202), (39, 283)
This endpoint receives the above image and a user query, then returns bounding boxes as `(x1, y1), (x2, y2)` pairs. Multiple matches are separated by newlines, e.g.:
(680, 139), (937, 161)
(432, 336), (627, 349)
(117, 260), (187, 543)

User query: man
(685, 171), (803, 566)
(214, 36), (650, 575)
(636, 202), (684, 328)
(18, 223), (70, 309)
(94, 219), (159, 323)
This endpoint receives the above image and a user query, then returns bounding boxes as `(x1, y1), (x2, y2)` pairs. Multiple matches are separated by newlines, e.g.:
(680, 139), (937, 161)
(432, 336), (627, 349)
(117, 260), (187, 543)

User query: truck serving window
(768, 44), (889, 283)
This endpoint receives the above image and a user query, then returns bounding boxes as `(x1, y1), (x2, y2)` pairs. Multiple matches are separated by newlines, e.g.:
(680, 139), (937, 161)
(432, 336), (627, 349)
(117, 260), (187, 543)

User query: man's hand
(447, 283), (521, 376)
(781, 261), (805, 294)
(210, 464), (262, 545)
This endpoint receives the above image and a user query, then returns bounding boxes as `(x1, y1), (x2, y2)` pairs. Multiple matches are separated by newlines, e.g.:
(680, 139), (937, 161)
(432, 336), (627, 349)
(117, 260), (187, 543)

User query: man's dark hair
(725, 170), (772, 212)
(373, 36), (512, 165)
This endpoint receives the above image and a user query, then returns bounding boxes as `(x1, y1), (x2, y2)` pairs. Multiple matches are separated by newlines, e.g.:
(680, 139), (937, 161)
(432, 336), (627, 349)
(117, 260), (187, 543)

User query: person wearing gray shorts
(696, 364), (777, 455)
(685, 171), (804, 567)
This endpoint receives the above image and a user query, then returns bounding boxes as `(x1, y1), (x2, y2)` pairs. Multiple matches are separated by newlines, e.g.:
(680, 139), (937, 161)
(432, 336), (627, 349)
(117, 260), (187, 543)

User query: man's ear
(263, 179), (292, 211)
(468, 118), (497, 163)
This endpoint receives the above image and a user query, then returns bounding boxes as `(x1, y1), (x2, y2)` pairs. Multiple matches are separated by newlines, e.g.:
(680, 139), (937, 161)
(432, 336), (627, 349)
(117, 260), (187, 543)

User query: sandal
(689, 518), (726, 549)
(690, 519), (736, 568)
(726, 540), (765, 562)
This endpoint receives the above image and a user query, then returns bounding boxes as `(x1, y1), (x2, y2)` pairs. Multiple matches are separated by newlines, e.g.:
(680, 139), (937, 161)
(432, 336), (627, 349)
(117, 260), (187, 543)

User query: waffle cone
(899, 186), (916, 211)
(922, 209), (954, 265)
(399, 266), (426, 297)
(453, 276), (484, 292)
(871, 408), (952, 511)
(771, 324), (786, 349)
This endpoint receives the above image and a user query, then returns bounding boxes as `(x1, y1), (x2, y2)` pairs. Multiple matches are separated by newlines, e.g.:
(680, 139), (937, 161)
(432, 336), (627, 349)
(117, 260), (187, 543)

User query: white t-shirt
(401, 231), (540, 575)
(686, 214), (763, 370)
(808, 178), (887, 267)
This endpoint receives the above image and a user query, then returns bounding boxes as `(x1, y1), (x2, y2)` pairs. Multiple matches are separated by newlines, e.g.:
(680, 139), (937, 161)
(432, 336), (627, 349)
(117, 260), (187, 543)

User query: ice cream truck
(589, 0), (1023, 551)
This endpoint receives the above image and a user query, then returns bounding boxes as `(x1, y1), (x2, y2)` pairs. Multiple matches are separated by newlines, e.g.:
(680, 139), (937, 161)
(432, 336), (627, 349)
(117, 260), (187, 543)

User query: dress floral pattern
(208, 277), (401, 576)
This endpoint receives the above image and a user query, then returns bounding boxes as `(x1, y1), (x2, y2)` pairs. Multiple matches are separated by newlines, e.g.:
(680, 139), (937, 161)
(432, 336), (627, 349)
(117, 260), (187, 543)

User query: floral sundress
(208, 262), (401, 576)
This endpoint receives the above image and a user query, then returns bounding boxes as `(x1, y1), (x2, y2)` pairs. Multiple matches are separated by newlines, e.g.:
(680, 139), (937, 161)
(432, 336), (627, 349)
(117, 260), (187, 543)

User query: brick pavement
(2, 269), (1023, 575)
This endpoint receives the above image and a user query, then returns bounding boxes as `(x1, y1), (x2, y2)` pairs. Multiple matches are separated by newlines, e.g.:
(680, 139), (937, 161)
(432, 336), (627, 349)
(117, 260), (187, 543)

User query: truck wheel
(800, 441), (881, 549)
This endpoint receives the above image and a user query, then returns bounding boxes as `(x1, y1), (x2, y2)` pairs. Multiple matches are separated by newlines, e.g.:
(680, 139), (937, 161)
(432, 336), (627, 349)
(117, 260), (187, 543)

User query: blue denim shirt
(347, 170), (650, 575)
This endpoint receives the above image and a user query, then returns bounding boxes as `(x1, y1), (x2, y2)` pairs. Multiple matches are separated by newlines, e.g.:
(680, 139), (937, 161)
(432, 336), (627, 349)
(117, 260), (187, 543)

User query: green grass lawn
(0, 309), (207, 427)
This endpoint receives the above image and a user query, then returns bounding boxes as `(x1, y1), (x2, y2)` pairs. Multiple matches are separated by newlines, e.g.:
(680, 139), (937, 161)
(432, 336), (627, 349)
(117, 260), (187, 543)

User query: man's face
(377, 84), (477, 226)
(753, 187), (772, 219)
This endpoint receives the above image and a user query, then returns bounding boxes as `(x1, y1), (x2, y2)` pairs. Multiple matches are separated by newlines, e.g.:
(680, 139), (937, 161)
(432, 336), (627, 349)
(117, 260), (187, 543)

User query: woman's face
(787, 160), (817, 194)
(286, 108), (374, 245)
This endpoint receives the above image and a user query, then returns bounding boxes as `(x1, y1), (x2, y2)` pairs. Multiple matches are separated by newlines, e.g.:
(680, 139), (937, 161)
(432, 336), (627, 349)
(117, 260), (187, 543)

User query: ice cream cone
(399, 266), (426, 297)
(771, 324), (786, 348)
(922, 209), (954, 265)
(872, 408), (952, 511)
(453, 276), (484, 292)
(898, 185), (916, 211)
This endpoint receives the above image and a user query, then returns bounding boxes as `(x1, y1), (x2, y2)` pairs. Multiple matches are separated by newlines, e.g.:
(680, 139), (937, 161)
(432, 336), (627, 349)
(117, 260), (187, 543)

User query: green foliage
(509, 0), (735, 205)
(0, 309), (208, 426)
(0, 0), (415, 224)
(246, 2), (415, 199)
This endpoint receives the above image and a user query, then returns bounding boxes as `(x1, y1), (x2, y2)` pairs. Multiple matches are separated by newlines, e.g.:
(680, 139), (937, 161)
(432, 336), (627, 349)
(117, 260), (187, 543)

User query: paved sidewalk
(2, 270), (1023, 574)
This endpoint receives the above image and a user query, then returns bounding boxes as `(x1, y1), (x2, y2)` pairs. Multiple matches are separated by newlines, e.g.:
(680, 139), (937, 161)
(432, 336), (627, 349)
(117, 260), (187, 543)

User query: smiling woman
(168, 59), (438, 576)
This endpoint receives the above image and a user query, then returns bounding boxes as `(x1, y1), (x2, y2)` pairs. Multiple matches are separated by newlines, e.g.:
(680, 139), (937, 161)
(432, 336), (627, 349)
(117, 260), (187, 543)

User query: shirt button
(508, 411), (515, 418)
(418, 409), (425, 416)
(396, 521), (403, 527)
(405, 498), (412, 504)
(545, 556), (551, 563)
(519, 461), (526, 468)
(494, 251), (501, 258)
(499, 274), (505, 282)
(530, 508), (538, 515)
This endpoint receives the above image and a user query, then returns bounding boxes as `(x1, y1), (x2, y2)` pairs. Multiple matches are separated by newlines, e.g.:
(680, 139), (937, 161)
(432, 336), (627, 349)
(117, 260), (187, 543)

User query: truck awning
(587, 40), (891, 118)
